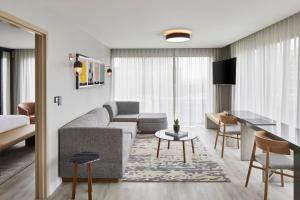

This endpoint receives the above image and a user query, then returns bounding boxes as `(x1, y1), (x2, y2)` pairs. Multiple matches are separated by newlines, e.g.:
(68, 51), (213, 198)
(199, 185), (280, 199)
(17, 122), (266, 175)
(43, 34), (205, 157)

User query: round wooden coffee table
(155, 130), (197, 163)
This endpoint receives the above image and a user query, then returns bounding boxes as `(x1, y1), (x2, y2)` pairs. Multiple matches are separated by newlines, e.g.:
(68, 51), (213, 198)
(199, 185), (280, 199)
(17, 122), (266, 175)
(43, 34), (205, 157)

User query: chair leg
(214, 130), (219, 149)
(245, 159), (253, 187)
(245, 142), (256, 187)
(237, 134), (240, 149)
(280, 169), (284, 187)
(264, 167), (269, 200)
(90, 164), (93, 192)
(72, 164), (78, 199)
(264, 151), (270, 200)
(221, 133), (225, 158)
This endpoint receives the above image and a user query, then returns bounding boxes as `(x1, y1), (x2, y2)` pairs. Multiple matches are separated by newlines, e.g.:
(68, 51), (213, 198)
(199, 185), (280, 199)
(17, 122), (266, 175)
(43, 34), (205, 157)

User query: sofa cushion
(138, 121), (168, 132)
(113, 114), (139, 122)
(138, 113), (168, 132)
(256, 153), (293, 169)
(87, 108), (110, 126)
(103, 101), (118, 121)
(108, 122), (137, 139)
(63, 113), (105, 128)
(116, 101), (139, 115)
(219, 124), (241, 134)
(138, 113), (167, 123)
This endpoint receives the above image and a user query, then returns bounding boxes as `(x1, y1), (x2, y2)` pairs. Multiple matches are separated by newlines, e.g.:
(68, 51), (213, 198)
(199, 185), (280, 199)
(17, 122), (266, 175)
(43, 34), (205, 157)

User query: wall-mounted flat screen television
(213, 57), (236, 85)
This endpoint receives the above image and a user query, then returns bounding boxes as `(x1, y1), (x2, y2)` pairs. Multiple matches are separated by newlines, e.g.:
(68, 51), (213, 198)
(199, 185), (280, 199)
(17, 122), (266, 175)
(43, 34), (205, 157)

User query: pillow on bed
(0, 115), (30, 133)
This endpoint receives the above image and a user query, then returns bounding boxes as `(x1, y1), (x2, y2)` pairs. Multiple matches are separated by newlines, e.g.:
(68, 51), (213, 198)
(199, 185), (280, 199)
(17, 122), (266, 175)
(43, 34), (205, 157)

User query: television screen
(213, 58), (236, 85)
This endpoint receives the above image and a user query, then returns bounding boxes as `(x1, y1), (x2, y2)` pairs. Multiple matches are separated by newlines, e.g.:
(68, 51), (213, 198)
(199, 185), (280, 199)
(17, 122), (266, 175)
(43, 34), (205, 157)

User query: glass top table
(155, 129), (198, 163)
(228, 111), (276, 125)
(229, 110), (300, 150)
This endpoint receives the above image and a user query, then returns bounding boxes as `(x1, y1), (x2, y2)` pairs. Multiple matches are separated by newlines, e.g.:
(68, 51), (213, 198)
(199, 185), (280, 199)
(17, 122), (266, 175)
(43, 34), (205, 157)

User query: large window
(112, 49), (216, 126)
(175, 56), (214, 125)
(113, 55), (174, 123)
(231, 12), (300, 127)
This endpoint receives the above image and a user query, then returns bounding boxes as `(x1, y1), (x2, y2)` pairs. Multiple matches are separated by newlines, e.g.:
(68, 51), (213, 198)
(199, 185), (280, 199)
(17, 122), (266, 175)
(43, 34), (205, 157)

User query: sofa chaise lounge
(103, 101), (168, 133)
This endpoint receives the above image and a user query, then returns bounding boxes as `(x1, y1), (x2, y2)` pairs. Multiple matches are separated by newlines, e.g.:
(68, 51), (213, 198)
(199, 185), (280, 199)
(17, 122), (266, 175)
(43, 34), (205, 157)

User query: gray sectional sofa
(59, 101), (168, 180)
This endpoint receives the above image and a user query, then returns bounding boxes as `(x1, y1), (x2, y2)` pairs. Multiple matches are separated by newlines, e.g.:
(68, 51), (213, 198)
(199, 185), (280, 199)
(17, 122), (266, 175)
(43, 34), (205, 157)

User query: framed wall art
(75, 53), (105, 89)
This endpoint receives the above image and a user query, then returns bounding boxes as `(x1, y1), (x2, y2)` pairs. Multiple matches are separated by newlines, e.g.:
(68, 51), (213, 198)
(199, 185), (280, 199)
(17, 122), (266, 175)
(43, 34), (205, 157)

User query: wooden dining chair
(214, 113), (241, 158)
(245, 131), (294, 200)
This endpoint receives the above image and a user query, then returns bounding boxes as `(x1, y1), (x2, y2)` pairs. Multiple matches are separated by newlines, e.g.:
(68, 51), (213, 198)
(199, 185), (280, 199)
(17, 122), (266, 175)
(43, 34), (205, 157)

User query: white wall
(0, 0), (111, 195)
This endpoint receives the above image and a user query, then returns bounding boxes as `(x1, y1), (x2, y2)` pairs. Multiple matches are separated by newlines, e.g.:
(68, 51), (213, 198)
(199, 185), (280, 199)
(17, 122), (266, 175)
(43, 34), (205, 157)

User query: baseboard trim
(62, 177), (119, 183)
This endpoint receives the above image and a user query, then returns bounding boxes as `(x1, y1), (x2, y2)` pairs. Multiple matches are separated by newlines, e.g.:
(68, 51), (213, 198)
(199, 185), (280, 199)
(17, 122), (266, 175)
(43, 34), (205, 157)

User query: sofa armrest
(58, 127), (123, 178)
(116, 101), (140, 115)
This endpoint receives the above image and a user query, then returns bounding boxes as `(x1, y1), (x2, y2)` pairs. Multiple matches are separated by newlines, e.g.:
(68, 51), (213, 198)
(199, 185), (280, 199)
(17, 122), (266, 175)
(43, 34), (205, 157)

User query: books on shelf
(165, 131), (188, 138)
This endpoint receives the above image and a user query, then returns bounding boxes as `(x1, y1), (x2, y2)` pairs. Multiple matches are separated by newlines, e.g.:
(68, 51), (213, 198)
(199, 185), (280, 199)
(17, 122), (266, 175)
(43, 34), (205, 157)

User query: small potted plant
(173, 119), (180, 133)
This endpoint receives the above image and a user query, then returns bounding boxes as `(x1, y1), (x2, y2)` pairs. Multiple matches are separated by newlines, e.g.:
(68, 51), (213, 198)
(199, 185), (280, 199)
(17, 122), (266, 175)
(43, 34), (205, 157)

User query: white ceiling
(43, 0), (300, 48)
(0, 22), (34, 49)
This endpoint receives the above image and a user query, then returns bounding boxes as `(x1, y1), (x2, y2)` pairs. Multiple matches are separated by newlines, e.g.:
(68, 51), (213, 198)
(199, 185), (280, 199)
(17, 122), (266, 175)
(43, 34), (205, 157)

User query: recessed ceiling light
(163, 29), (192, 43)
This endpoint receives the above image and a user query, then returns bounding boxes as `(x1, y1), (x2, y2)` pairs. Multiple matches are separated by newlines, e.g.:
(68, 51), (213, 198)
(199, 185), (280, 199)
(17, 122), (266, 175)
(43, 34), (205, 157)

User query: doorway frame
(0, 10), (48, 199)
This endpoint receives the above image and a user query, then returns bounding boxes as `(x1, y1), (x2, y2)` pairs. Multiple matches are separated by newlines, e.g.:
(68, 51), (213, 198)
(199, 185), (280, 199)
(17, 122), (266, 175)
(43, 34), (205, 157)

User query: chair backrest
(18, 102), (35, 116)
(255, 131), (290, 155)
(218, 114), (238, 125)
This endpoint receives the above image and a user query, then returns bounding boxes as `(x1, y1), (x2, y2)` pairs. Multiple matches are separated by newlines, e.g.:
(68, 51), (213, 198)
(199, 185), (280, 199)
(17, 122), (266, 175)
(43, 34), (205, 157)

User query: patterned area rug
(122, 134), (230, 182)
(0, 142), (35, 184)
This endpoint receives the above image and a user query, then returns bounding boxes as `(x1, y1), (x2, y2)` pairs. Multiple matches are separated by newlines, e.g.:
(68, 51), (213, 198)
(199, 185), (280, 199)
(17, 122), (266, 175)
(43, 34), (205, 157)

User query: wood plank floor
(0, 126), (293, 200)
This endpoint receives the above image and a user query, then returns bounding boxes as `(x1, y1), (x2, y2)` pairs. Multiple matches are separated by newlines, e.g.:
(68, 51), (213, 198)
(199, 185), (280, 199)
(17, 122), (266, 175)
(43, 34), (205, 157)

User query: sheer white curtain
(175, 49), (217, 126)
(13, 49), (35, 113)
(112, 49), (174, 123)
(112, 49), (217, 126)
(231, 12), (300, 127)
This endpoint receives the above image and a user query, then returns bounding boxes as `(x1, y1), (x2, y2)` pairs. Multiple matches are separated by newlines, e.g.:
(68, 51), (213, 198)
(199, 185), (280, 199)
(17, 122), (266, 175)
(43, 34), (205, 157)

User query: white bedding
(0, 115), (30, 133)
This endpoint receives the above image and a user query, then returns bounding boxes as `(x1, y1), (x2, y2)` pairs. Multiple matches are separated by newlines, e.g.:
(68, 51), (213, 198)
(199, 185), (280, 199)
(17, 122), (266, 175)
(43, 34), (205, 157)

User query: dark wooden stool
(70, 152), (100, 200)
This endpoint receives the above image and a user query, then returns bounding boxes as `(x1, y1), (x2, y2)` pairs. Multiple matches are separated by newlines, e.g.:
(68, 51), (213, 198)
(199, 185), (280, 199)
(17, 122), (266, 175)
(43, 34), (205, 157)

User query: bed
(0, 115), (35, 151)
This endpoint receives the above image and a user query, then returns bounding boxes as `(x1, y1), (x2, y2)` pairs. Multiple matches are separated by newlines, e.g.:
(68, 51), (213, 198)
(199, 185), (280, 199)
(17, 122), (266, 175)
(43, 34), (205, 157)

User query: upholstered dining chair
(214, 113), (241, 158)
(245, 131), (294, 200)
(18, 102), (35, 124)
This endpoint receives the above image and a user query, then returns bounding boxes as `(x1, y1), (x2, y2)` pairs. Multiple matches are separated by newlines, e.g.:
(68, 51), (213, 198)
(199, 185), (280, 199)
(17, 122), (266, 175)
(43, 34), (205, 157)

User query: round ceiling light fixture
(163, 29), (192, 43)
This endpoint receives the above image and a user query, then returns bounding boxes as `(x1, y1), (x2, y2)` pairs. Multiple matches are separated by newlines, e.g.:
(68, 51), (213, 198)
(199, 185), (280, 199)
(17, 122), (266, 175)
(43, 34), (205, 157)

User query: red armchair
(18, 102), (35, 124)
